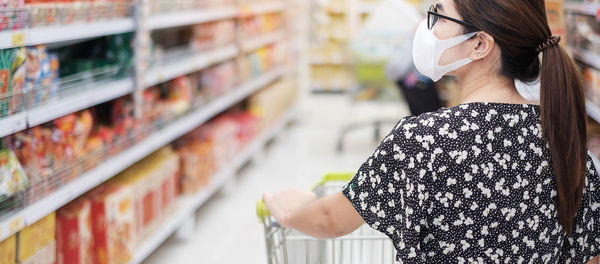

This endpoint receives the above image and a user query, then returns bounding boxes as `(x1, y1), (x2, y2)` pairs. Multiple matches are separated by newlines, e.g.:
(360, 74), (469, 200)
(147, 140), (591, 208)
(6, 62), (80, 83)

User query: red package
(89, 184), (134, 264)
(56, 198), (93, 264)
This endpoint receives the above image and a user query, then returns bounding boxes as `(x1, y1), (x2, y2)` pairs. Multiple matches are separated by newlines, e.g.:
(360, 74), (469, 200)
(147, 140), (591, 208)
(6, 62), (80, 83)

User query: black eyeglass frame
(427, 5), (477, 30)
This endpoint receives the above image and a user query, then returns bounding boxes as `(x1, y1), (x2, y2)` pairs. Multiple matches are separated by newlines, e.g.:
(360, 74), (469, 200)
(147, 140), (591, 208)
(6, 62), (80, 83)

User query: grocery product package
(17, 212), (56, 264)
(89, 184), (135, 264)
(0, 149), (29, 199)
(0, 235), (16, 264)
(111, 147), (179, 242)
(56, 198), (93, 264)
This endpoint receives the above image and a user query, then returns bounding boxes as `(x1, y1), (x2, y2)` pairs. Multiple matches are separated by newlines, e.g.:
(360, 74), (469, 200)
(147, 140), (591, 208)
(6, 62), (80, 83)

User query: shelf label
(7, 216), (24, 235)
(11, 32), (25, 46)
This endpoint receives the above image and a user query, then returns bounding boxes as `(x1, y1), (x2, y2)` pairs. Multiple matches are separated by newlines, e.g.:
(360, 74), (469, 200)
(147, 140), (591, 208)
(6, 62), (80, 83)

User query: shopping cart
(256, 173), (397, 264)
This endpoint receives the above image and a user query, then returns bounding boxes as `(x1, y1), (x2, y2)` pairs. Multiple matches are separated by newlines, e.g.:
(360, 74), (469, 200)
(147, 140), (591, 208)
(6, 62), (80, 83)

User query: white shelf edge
(310, 58), (349, 65)
(564, 2), (599, 16)
(145, 45), (238, 87)
(129, 104), (297, 264)
(0, 18), (135, 49)
(148, 6), (238, 30)
(242, 31), (284, 52)
(240, 1), (286, 15)
(572, 48), (600, 70)
(0, 68), (285, 240)
(27, 78), (135, 127)
(0, 112), (28, 139)
(587, 99), (600, 124)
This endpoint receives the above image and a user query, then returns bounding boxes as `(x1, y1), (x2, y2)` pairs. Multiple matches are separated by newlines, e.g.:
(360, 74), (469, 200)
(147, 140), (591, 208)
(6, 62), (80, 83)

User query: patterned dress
(343, 103), (600, 263)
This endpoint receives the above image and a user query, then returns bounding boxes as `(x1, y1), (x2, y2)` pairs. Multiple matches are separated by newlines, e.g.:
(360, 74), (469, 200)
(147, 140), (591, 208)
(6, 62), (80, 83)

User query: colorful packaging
(90, 184), (135, 264)
(19, 240), (55, 264)
(56, 198), (93, 264)
(10, 47), (26, 114)
(0, 49), (15, 117)
(0, 148), (29, 198)
(17, 212), (55, 263)
(0, 235), (16, 264)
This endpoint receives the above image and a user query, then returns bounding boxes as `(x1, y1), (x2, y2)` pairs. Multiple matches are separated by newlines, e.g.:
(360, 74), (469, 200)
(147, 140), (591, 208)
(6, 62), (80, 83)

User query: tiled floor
(143, 94), (410, 264)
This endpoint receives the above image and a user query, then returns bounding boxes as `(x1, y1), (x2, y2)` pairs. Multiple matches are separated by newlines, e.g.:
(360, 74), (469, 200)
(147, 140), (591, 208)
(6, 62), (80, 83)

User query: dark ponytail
(454, 0), (586, 235)
(539, 43), (587, 235)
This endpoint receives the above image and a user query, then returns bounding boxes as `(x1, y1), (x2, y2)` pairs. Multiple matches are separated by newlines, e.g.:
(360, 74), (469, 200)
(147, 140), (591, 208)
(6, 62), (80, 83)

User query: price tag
(7, 216), (24, 235)
(11, 32), (25, 46)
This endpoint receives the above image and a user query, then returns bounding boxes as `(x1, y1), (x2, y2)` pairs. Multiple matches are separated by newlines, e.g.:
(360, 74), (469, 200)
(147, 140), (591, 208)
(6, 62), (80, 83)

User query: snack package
(56, 198), (93, 264)
(0, 235), (16, 264)
(19, 240), (55, 264)
(0, 149), (29, 198)
(0, 49), (15, 117)
(90, 184), (134, 264)
(17, 212), (56, 263)
(10, 47), (26, 114)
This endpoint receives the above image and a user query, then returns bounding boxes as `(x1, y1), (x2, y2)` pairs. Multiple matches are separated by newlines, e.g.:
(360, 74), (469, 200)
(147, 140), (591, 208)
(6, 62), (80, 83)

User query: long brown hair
(453, 0), (586, 235)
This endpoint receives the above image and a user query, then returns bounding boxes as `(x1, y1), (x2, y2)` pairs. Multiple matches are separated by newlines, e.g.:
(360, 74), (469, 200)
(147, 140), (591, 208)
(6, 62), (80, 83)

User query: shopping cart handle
(310, 172), (355, 191)
(257, 199), (271, 223)
(257, 172), (355, 223)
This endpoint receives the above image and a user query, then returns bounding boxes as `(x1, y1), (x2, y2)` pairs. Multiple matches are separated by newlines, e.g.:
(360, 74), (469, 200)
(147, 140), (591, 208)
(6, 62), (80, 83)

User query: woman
(263, 0), (600, 263)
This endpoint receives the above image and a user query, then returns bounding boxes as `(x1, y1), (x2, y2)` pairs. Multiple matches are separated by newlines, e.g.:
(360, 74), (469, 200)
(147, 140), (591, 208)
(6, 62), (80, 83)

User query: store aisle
(144, 95), (410, 264)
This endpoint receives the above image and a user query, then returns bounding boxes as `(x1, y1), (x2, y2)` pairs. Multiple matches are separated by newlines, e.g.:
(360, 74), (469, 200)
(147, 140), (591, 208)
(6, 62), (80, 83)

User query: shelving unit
(241, 31), (285, 52)
(130, 105), (296, 264)
(0, 67), (286, 241)
(240, 1), (286, 16)
(0, 113), (28, 140)
(587, 100), (600, 124)
(147, 6), (238, 30)
(145, 45), (239, 87)
(563, 2), (600, 17)
(27, 77), (135, 126)
(573, 48), (600, 70)
(0, 18), (136, 50)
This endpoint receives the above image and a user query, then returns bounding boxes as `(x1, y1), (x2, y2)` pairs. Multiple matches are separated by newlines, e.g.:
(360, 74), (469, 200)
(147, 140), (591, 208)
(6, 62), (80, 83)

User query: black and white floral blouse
(343, 103), (600, 263)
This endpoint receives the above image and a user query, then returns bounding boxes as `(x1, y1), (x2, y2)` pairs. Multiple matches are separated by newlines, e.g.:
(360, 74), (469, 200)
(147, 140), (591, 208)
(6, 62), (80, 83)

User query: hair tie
(536, 35), (561, 53)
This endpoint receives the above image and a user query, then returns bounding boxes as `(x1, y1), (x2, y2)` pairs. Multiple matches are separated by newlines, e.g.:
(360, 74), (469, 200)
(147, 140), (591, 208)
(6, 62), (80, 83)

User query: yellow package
(18, 212), (55, 262)
(0, 235), (16, 264)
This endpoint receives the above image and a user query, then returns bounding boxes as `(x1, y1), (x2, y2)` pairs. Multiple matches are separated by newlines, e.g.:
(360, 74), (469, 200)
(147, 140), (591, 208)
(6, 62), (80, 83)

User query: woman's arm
(588, 256), (599, 264)
(263, 189), (364, 239)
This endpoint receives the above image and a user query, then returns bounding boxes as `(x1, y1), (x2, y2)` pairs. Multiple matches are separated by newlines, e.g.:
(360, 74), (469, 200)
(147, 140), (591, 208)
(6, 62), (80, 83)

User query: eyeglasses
(427, 4), (477, 30)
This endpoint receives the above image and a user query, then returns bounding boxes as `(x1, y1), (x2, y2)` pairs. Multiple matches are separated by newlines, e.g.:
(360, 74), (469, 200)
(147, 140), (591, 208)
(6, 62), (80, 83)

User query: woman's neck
(456, 72), (531, 105)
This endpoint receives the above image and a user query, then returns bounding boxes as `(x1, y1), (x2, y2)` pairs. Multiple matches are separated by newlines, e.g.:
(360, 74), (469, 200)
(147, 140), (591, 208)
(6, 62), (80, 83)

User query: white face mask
(412, 19), (477, 82)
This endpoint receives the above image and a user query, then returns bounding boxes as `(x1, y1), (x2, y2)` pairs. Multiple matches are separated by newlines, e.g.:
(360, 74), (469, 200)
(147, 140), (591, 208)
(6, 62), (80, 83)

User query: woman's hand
(263, 188), (317, 228)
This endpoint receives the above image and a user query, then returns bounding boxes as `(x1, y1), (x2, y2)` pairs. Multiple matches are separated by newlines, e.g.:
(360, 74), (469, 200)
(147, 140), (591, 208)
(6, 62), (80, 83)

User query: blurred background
(0, 0), (596, 263)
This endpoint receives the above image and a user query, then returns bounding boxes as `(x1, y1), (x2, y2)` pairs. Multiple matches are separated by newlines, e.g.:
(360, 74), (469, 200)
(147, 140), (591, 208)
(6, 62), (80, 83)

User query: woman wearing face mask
(263, 0), (600, 262)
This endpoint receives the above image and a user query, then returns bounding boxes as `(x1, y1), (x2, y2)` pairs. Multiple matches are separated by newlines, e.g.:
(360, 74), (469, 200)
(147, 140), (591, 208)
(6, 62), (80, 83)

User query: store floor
(144, 94), (410, 264)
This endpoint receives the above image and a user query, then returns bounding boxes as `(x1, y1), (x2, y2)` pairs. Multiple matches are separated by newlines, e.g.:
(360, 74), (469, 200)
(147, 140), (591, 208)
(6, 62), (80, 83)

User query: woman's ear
(470, 32), (495, 61)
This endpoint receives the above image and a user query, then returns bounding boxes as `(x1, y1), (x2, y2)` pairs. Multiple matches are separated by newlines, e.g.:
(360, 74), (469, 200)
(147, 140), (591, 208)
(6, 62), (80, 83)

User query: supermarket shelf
(27, 78), (135, 126)
(572, 48), (600, 70)
(0, 18), (135, 50)
(587, 99), (600, 124)
(310, 57), (350, 65)
(564, 2), (599, 17)
(359, 3), (375, 14)
(241, 31), (284, 52)
(0, 68), (284, 241)
(324, 3), (346, 14)
(145, 45), (238, 87)
(130, 105), (296, 264)
(148, 6), (238, 30)
(0, 112), (28, 139)
(239, 1), (286, 16)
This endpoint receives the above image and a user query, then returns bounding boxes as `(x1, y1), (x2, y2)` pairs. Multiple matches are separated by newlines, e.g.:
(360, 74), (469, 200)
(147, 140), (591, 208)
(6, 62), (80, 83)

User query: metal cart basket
(257, 173), (397, 264)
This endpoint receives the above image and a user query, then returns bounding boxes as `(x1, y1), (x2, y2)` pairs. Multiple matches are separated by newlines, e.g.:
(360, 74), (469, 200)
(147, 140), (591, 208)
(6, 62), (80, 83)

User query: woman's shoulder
(390, 102), (542, 152)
